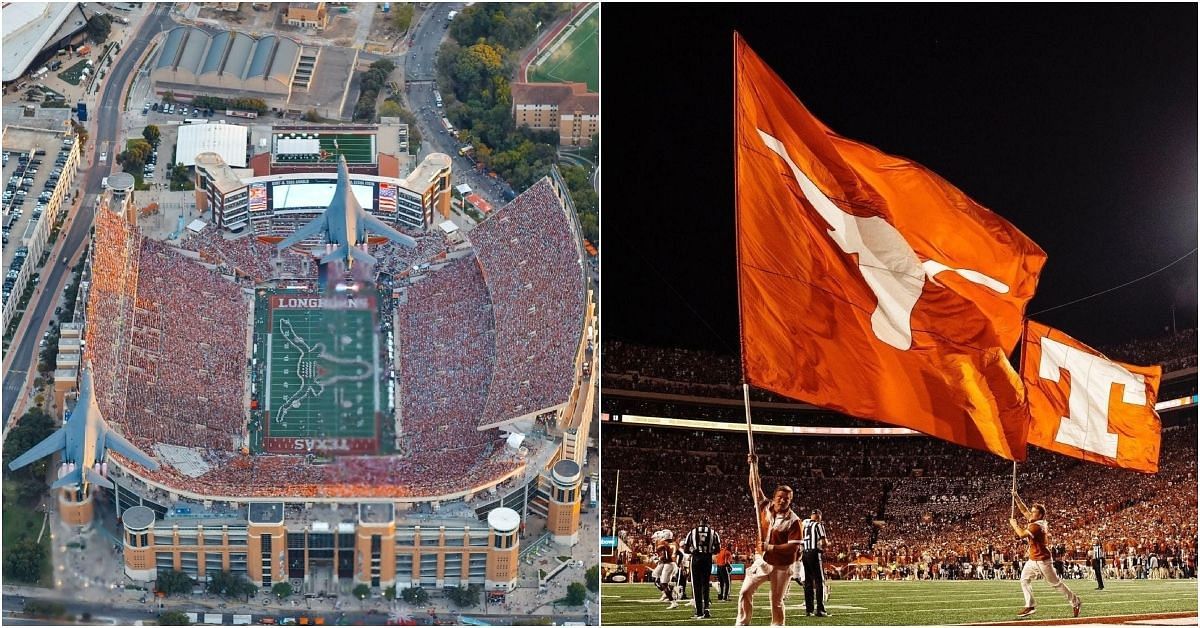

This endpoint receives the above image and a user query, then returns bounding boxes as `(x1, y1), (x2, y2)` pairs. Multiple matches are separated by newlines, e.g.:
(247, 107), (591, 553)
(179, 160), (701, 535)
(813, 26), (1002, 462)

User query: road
(2, 592), (590, 626)
(402, 3), (513, 213)
(2, 4), (174, 427)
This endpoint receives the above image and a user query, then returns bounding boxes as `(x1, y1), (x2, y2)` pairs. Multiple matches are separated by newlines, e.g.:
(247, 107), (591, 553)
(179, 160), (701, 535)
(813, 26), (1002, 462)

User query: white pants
(1020, 559), (1079, 609)
(736, 559), (792, 626)
(653, 562), (678, 585)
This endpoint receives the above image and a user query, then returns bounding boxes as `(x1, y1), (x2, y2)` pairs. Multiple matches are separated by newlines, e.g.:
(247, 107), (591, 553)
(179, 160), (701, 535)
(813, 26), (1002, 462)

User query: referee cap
(811, 508), (822, 516)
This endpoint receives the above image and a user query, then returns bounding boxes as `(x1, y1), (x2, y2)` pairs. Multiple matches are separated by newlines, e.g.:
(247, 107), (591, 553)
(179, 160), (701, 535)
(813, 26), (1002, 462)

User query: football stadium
(58, 156), (596, 595)
(599, 341), (1198, 625)
(598, 29), (1197, 627)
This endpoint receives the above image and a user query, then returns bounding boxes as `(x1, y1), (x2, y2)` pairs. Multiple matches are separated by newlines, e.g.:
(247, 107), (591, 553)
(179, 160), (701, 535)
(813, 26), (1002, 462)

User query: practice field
(261, 293), (381, 454)
(601, 579), (1199, 625)
(273, 132), (376, 164)
(528, 4), (599, 92)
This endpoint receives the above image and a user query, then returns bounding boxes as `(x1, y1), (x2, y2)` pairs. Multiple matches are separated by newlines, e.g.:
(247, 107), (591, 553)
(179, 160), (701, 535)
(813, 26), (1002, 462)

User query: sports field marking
(601, 580), (1197, 625)
(529, 4), (598, 91)
(264, 302), (379, 441)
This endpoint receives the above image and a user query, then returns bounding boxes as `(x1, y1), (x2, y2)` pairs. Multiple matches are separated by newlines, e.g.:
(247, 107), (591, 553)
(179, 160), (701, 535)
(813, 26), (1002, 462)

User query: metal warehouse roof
(176, 123), (248, 168)
(156, 26), (300, 84)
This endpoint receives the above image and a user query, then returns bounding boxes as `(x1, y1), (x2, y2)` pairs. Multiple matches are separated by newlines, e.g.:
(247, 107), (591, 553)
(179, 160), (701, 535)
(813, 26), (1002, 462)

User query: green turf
(273, 133), (376, 164)
(265, 302), (379, 440)
(600, 579), (1198, 625)
(529, 4), (599, 92)
(2, 481), (53, 587)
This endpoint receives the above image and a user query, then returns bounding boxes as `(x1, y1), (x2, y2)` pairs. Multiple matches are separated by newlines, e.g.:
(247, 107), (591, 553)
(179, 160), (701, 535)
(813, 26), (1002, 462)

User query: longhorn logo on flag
(1021, 320), (1162, 473)
(734, 33), (1047, 460)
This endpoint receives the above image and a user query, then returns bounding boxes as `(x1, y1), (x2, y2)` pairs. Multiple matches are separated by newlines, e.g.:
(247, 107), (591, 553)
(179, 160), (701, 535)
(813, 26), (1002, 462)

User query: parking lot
(2, 135), (77, 277)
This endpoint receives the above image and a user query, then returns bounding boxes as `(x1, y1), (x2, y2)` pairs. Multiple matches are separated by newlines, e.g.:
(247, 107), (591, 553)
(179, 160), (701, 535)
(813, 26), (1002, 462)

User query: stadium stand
(471, 177), (587, 427)
(603, 331), (1198, 400)
(602, 337), (1198, 581)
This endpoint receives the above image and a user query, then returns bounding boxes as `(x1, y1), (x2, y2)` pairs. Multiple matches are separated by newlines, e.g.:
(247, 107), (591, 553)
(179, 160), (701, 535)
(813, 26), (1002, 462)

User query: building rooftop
(194, 151), (249, 194)
(511, 81), (599, 116)
(2, 3), (83, 82)
(177, 123), (249, 167)
(403, 153), (451, 191)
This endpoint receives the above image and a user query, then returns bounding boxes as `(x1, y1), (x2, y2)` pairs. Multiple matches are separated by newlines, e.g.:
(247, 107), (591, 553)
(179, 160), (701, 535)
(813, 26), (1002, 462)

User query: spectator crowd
(471, 178), (587, 428)
(77, 175), (587, 500)
(603, 418), (1197, 581)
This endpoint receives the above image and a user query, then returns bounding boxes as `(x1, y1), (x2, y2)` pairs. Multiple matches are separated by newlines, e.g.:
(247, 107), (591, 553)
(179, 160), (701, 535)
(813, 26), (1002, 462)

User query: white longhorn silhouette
(756, 129), (1010, 351)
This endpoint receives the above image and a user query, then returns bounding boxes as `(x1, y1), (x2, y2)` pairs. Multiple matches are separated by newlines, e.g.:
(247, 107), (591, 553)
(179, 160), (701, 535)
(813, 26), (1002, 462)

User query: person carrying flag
(1009, 490), (1081, 618)
(736, 454), (802, 626)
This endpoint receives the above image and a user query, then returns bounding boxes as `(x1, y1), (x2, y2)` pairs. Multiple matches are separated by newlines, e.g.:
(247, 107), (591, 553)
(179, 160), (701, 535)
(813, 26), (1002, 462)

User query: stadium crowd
(79, 176), (587, 500)
(604, 419), (1197, 581)
(604, 329), (1198, 399)
(395, 256), (498, 478)
(471, 177), (586, 428)
(181, 224), (451, 285)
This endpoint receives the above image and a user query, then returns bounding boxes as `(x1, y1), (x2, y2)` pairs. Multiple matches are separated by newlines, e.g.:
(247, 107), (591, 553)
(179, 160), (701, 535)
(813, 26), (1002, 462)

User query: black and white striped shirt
(801, 519), (826, 551)
(683, 525), (721, 555)
(1092, 543), (1103, 560)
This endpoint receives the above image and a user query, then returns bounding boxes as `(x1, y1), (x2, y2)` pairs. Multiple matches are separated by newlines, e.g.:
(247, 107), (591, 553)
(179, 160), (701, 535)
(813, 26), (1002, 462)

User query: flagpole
(744, 382), (762, 553)
(1013, 317), (1029, 519)
(1010, 460), (1017, 519)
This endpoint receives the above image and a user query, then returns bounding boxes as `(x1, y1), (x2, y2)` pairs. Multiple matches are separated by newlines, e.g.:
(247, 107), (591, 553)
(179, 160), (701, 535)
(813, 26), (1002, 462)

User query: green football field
(529, 4), (599, 92)
(273, 132), (376, 164)
(601, 579), (1198, 625)
(265, 305), (379, 441)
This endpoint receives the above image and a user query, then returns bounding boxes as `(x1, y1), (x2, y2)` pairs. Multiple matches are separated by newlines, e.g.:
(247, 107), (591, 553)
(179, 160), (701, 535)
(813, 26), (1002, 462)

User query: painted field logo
(274, 296), (365, 309)
(293, 438), (351, 451)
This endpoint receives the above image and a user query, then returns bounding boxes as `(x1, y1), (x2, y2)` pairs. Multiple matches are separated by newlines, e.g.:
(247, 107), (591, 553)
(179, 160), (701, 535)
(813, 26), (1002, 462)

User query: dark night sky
(601, 4), (1197, 354)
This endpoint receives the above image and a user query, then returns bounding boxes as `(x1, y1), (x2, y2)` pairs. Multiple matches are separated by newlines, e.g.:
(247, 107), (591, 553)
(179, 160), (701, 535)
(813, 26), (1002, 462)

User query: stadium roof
(2, 3), (83, 82)
(155, 26), (300, 83)
(177, 123), (248, 167)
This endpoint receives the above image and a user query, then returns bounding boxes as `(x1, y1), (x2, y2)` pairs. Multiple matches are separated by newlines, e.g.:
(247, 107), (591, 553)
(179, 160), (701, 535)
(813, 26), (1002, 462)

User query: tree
(157, 611), (191, 625)
(142, 125), (161, 148)
(272, 582), (293, 598)
(162, 91), (176, 104)
(564, 582), (587, 606)
(85, 14), (112, 44)
(383, 585), (396, 601)
(445, 585), (480, 608)
(378, 100), (404, 120)
(4, 540), (46, 584)
(585, 565), (599, 593)
(353, 583), (370, 601)
(208, 570), (257, 600)
(156, 570), (195, 596)
(391, 3), (414, 33)
(70, 120), (88, 148)
(401, 586), (428, 605)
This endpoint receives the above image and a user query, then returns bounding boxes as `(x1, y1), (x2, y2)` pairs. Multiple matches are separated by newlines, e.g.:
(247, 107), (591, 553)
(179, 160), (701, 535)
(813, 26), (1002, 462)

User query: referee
(802, 509), (829, 617)
(683, 517), (720, 619)
(1091, 537), (1105, 590)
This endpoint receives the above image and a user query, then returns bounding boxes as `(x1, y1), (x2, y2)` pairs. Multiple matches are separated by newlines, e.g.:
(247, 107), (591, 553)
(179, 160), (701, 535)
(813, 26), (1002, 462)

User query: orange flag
(734, 34), (1046, 460)
(1021, 321), (1162, 473)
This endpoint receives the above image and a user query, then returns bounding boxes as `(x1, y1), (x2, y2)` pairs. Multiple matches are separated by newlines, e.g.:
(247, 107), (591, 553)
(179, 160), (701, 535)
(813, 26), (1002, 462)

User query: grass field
(2, 481), (52, 587)
(529, 4), (599, 92)
(273, 132), (376, 164)
(264, 301), (379, 444)
(601, 579), (1198, 625)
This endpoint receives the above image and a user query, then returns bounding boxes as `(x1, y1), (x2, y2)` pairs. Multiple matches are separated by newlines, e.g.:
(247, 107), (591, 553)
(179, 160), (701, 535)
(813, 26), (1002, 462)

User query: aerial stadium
(49, 151), (596, 595)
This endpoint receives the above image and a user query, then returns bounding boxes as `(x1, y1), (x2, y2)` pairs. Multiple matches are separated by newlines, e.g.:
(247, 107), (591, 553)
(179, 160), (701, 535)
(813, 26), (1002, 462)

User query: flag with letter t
(734, 33), (1046, 460)
(1021, 320), (1162, 473)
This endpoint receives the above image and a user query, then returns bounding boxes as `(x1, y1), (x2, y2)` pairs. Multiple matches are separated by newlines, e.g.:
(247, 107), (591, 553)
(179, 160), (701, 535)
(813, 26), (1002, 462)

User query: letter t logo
(1038, 337), (1146, 458)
